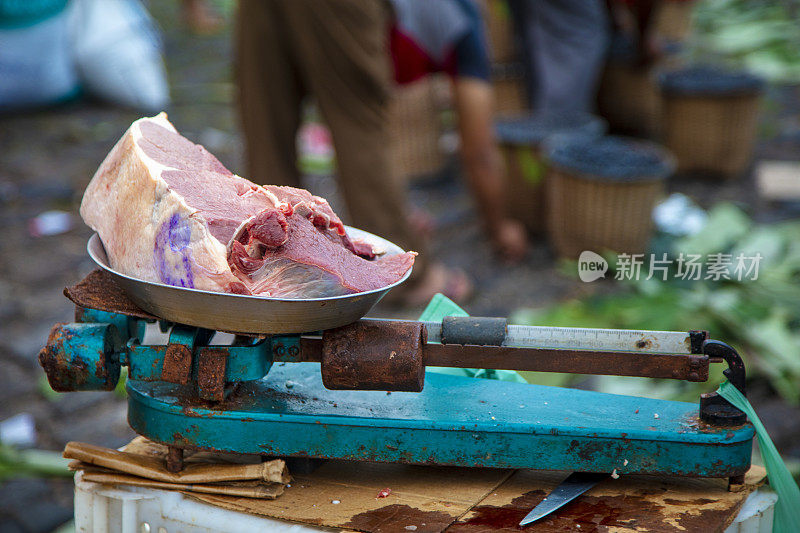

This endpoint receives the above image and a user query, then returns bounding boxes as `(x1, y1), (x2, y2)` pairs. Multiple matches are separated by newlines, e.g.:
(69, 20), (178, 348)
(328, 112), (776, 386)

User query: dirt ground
(1, 3), (799, 531)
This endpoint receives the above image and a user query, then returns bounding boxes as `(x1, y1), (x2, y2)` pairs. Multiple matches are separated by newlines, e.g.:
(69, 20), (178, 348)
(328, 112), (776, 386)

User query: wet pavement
(1, 3), (799, 531)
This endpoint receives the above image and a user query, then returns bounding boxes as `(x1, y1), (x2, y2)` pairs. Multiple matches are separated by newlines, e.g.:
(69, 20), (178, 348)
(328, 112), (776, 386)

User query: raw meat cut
(80, 113), (416, 298)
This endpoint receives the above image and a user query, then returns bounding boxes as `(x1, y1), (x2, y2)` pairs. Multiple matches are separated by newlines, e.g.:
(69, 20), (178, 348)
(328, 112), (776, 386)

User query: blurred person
(181, 0), (224, 35)
(608, 0), (691, 67)
(508, 0), (610, 112)
(389, 0), (528, 261)
(236, 0), (471, 305)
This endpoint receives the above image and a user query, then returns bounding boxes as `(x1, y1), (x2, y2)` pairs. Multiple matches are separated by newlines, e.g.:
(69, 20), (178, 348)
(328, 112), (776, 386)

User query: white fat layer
(129, 114), (230, 274)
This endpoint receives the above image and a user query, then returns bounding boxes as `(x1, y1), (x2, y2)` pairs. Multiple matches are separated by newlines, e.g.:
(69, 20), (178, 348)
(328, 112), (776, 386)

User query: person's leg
(529, 0), (610, 112)
(284, 0), (423, 260)
(283, 0), (475, 304)
(452, 78), (527, 261)
(235, 0), (303, 187)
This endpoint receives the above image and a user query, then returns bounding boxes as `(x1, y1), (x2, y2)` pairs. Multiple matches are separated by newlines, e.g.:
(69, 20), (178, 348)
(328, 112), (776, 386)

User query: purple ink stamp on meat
(154, 214), (194, 288)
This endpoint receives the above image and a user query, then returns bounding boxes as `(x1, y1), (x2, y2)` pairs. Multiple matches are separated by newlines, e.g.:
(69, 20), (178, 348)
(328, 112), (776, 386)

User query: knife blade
(519, 471), (609, 526)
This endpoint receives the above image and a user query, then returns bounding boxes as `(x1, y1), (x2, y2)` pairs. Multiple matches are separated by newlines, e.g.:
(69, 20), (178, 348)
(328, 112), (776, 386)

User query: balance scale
(40, 269), (753, 490)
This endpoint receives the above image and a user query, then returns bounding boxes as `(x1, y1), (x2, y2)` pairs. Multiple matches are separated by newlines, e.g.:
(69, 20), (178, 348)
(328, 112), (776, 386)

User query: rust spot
(566, 441), (606, 462)
(197, 348), (227, 402)
(162, 344), (192, 384)
(94, 355), (107, 381)
(74, 306), (88, 323)
(171, 431), (193, 447)
(64, 269), (157, 320)
(165, 445), (184, 473)
(38, 323), (118, 392)
(681, 413), (746, 434)
(636, 338), (653, 349)
(38, 323), (74, 391)
(343, 503), (455, 533)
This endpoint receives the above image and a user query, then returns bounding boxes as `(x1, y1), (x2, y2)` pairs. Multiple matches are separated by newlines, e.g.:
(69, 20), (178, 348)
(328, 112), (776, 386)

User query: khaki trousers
(236, 0), (426, 276)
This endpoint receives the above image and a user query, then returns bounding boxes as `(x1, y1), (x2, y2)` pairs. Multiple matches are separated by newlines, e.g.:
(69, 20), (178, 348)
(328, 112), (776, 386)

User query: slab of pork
(80, 113), (416, 298)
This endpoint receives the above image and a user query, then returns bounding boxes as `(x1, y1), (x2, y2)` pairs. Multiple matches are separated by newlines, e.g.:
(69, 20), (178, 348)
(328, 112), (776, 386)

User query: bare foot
(492, 219), (528, 263)
(403, 263), (472, 307)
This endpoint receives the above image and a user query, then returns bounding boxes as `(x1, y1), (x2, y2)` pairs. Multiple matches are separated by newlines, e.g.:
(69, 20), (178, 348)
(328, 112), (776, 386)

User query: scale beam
(290, 338), (709, 381)
(422, 344), (709, 381)
(279, 319), (711, 383)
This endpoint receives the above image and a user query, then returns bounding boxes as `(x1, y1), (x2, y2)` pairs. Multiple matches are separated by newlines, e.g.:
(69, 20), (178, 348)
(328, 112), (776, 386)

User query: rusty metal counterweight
(321, 320), (426, 391)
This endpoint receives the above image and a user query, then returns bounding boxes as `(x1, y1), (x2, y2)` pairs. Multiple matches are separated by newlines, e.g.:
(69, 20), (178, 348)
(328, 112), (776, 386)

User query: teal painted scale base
(128, 362), (753, 477)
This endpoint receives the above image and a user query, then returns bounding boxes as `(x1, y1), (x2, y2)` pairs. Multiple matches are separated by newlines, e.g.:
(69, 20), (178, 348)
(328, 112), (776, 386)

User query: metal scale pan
(87, 227), (411, 335)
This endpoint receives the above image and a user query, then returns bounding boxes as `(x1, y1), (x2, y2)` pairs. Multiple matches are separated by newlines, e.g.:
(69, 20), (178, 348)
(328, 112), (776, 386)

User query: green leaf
(0, 444), (72, 479)
(708, 21), (786, 53)
(516, 148), (546, 186)
(675, 203), (751, 256)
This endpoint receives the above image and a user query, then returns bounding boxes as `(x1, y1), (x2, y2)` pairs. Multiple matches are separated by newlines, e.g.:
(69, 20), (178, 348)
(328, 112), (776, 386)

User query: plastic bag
(718, 380), (800, 533)
(67, 0), (169, 112)
(0, 1), (80, 111)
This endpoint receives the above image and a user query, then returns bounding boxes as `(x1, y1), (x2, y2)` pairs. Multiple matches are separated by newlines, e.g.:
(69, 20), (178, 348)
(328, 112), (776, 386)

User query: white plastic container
(723, 488), (778, 533)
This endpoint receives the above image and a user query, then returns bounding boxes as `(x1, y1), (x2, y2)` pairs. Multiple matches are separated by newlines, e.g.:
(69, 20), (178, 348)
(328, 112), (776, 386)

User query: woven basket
(501, 144), (547, 234)
(544, 137), (673, 259)
(661, 93), (761, 179)
(547, 170), (665, 258)
(389, 77), (448, 182)
(494, 79), (528, 114)
(482, 0), (516, 63)
(659, 67), (763, 179)
(496, 113), (607, 235)
(492, 62), (528, 114)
